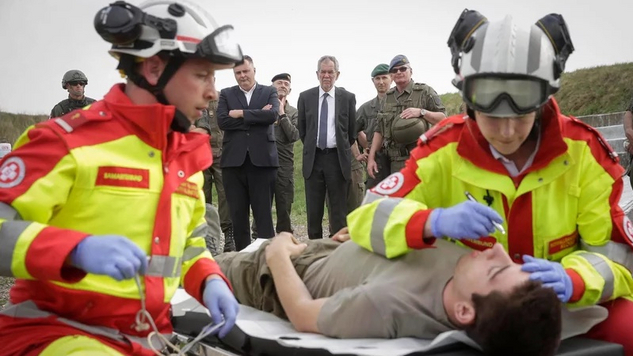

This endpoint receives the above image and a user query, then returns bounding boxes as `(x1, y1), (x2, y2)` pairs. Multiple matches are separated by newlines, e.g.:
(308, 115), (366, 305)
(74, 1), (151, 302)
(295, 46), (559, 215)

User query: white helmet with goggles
(94, 1), (243, 102)
(447, 9), (574, 117)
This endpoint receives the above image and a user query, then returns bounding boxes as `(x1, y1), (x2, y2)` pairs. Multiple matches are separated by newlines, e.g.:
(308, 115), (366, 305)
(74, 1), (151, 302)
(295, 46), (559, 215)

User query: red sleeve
(566, 268), (585, 303)
(25, 226), (89, 282)
(183, 258), (232, 304)
(405, 209), (436, 249)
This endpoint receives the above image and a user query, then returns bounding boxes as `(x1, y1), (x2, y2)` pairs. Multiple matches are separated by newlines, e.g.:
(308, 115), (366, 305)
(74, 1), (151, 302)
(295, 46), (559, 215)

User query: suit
(217, 83), (279, 250)
(298, 86), (356, 239)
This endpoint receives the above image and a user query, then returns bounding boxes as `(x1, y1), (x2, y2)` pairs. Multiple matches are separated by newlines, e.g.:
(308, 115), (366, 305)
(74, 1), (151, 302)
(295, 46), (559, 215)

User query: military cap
(389, 54), (410, 72)
(371, 64), (389, 78)
(271, 73), (291, 83)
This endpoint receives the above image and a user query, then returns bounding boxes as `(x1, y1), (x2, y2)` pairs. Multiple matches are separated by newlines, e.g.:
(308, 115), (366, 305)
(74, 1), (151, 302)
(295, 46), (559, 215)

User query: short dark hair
(464, 280), (562, 356)
(237, 55), (253, 67)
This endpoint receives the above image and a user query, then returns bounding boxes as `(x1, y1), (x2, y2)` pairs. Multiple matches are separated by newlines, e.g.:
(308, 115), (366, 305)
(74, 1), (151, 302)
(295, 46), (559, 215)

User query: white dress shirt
(240, 83), (257, 105)
(318, 86), (336, 148)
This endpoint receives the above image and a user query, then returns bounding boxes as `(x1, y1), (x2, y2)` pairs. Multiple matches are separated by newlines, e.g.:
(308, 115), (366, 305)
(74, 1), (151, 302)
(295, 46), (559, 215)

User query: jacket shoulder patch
(51, 109), (111, 133)
(419, 115), (466, 145)
(412, 83), (428, 90)
(567, 116), (619, 162)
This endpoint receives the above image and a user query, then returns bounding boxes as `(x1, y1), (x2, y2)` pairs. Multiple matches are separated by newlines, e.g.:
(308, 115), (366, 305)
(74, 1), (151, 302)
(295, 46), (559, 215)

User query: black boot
(223, 225), (236, 252)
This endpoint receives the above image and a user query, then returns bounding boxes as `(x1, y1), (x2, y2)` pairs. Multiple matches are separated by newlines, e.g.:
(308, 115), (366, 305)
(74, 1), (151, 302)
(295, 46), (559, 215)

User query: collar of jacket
(102, 84), (176, 150)
(456, 98), (568, 177)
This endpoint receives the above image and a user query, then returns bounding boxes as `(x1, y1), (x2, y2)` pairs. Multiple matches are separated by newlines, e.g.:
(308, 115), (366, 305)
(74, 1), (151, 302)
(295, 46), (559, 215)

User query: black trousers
(222, 154), (277, 251)
(304, 148), (349, 240)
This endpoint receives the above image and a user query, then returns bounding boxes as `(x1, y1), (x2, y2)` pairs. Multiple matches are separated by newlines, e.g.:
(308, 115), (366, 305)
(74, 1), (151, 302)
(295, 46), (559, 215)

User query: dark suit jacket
(217, 84), (280, 168)
(298, 86), (356, 180)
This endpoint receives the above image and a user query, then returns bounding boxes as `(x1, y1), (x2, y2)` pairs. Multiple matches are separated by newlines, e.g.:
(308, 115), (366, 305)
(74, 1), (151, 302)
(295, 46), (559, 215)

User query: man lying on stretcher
(214, 230), (562, 356)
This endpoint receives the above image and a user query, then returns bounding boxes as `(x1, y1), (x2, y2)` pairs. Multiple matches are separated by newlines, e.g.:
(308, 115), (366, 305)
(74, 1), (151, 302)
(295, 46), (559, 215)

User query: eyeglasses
(389, 66), (409, 74)
(68, 81), (86, 87)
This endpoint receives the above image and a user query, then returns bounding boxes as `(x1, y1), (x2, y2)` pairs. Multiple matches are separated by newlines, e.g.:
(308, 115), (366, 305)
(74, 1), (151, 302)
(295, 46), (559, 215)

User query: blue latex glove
(70, 235), (148, 281)
(521, 255), (573, 302)
(203, 278), (239, 338)
(429, 201), (503, 239)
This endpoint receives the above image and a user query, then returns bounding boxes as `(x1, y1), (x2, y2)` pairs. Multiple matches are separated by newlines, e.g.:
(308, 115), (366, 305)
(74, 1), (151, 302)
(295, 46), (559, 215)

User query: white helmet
(447, 10), (574, 117)
(95, 0), (242, 65)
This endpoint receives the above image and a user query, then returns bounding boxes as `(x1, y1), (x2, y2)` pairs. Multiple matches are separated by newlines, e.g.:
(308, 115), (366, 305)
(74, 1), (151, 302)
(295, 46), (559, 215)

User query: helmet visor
(192, 25), (243, 66)
(463, 76), (549, 116)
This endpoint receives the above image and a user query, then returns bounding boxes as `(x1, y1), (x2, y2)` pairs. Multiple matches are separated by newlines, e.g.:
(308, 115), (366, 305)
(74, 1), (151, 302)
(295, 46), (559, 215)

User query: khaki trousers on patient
(214, 239), (340, 319)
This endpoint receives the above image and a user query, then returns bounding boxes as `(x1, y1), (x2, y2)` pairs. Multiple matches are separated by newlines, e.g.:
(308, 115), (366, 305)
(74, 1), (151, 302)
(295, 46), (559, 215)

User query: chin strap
(117, 54), (190, 133)
(171, 109), (191, 133)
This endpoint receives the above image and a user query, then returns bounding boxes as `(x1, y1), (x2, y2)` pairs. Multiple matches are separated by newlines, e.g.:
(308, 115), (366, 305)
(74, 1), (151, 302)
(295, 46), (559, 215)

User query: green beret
(371, 64), (389, 78)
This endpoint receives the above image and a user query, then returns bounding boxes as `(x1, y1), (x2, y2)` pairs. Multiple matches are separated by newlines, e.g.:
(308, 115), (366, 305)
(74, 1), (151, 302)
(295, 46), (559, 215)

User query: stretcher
(170, 290), (623, 356)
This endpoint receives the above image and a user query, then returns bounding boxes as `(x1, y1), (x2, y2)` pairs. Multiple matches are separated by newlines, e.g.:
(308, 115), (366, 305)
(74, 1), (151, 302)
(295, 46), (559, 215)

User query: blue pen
(464, 191), (506, 235)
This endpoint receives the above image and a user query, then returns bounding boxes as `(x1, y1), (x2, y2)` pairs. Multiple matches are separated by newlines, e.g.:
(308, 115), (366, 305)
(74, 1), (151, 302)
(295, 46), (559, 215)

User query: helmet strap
(117, 54), (191, 132)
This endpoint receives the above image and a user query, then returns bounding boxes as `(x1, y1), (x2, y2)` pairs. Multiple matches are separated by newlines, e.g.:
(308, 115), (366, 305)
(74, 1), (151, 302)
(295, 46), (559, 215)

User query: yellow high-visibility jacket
(0, 84), (226, 354)
(349, 99), (633, 307)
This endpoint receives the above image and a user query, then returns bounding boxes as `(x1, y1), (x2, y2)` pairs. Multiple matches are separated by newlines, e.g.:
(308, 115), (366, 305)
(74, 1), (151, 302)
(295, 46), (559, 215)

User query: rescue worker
(49, 69), (96, 118)
(194, 99), (236, 252)
(368, 54), (446, 175)
(0, 1), (243, 355)
(358, 63), (392, 189)
(348, 9), (633, 354)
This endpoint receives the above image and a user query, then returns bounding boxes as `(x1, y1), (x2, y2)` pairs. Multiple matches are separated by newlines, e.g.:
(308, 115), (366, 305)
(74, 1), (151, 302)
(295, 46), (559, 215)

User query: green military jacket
(49, 96), (96, 118)
(356, 96), (385, 149)
(375, 80), (445, 152)
(275, 101), (299, 167)
(195, 100), (223, 158)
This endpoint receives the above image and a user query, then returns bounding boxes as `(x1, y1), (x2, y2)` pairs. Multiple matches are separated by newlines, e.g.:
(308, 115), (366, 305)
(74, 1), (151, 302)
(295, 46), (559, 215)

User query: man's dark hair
(237, 55), (253, 66)
(464, 280), (562, 356)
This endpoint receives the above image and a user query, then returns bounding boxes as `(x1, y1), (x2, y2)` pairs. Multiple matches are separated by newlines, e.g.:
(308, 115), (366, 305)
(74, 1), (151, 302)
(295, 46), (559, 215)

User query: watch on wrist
(420, 108), (427, 118)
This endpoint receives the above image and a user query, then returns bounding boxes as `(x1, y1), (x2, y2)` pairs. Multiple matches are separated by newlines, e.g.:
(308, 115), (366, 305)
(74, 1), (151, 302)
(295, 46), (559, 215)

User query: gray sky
(1, 0), (632, 115)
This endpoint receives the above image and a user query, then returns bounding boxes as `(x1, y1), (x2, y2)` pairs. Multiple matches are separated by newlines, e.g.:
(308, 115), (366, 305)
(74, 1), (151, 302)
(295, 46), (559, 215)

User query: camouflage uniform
(49, 96), (96, 119)
(357, 96), (390, 189)
(375, 80), (445, 172)
(347, 149), (365, 212)
(273, 102), (300, 232)
(195, 99), (234, 251)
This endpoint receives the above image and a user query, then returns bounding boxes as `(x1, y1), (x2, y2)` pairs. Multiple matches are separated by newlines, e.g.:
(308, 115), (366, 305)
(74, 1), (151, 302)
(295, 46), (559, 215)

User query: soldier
(193, 99), (236, 252)
(358, 63), (392, 189)
(252, 73), (299, 238)
(347, 140), (367, 212)
(368, 55), (446, 174)
(49, 70), (96, 119)
(270, 73), (300, 232)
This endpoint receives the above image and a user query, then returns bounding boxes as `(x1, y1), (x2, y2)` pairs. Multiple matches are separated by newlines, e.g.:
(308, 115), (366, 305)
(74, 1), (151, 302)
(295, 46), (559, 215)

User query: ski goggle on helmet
(447, 9), (574, 117)
(94, 0), (243, 66)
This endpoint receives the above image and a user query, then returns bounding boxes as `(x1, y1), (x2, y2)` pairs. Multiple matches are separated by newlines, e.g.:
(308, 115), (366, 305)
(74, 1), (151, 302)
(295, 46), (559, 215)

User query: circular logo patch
(0, 157), (26, 188)
(623, 216), (633, 245)
(373, 172), (404, 195)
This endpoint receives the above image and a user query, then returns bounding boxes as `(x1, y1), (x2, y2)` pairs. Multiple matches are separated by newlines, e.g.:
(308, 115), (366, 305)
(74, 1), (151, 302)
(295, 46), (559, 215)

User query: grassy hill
(0, 112), (48, 144)
(439, 62), (633, 117)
